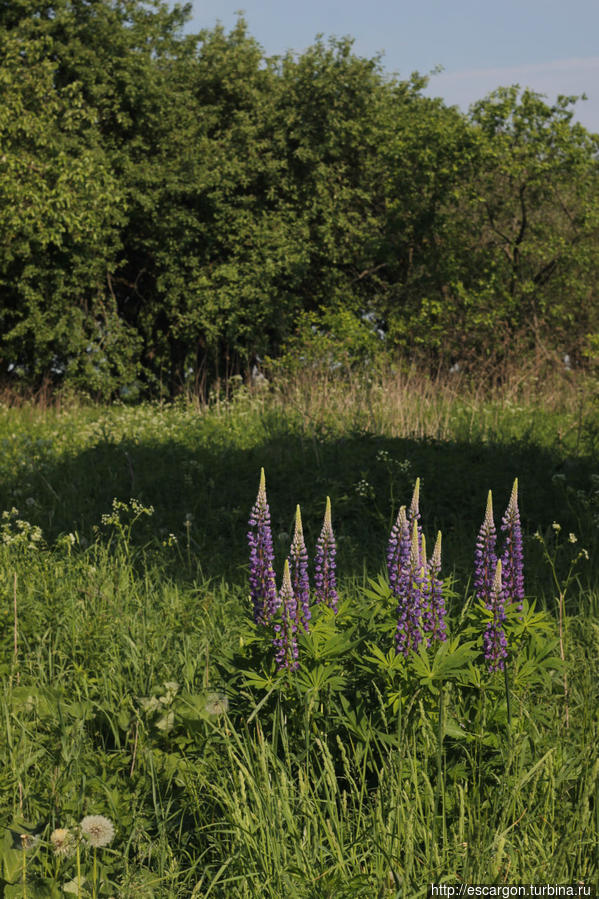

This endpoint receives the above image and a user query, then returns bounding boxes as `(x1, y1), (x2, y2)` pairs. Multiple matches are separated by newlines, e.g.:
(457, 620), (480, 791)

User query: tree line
(1, 0), (598, 397)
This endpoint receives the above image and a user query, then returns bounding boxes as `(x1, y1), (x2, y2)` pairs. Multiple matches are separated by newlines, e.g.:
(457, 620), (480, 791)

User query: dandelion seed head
(51, 828), (74, 857)
(204, 691), (229, 716)
(80, 815), (114, 848)
(19, 833), (39, 850)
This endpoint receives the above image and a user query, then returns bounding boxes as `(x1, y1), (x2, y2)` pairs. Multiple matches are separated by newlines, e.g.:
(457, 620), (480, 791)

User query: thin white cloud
(427, 57), (599, 132)
(437, 56), (599, 81)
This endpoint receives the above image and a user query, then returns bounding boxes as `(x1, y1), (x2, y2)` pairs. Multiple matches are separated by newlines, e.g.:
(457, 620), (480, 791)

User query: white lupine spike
(507, 478), (518, 514)
(409, 478), (420, 519)
(410, 520), (420, 569)
(484, 490), (494, 532)
(323, 495), (332, 532)
(294, 504), (303, 538)
(493, 559), (502, 594)
(397, 505), (407, 530)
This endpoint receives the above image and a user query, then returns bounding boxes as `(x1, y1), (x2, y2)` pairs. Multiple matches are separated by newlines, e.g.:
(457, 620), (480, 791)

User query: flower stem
(76, 843), (81, 898)
(558, 591), (570, 729)
(503, 662), (512, 729)
(22, 843), (27, 899)
(433, 683), (446, 850)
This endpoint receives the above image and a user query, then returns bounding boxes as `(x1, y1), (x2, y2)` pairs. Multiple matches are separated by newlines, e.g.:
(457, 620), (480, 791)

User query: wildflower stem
(433, 683), (446, 846)
(22, 840), (27, 899)
(13, 571), (19, 685)
(76, 843), (81, 898)
(92, 847), (97, 899)
(503, 662), (512, 730)
(558, 590), (570, 729)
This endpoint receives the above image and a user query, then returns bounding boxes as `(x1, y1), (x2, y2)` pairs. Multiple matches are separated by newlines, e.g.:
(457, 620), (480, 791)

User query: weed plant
(0, 368), (598, 896)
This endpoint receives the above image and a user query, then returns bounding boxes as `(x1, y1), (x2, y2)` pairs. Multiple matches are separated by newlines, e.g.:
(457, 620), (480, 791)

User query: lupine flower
(314, 496), (339, 613)
(80, 815), (114, 848)
(273, 559), (299, 671)
(248, 468), (279, 625)
(423, 531), (447, 645)
(474, 490), (497, 604)
(483, 559), (508, 672)
(387, 504), (410, 596)
(289, 504), (310, 631)
(501, 478), (524, 611)
(395, 520), (424, 655)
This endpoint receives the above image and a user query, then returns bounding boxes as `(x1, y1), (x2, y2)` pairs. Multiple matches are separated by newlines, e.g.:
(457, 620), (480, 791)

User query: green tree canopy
(0, 4), (597, 396)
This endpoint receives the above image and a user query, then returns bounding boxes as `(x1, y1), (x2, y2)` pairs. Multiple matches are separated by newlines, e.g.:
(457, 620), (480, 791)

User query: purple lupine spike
(474, 490), (497, 604)
(501, 478), (524, 612)
(273, 559), (299, 671)
(248, 468), (279, 625)
(314, 496), (338, 613)
(423, 531), (447, 645)
(289, 504), (310, 631)
(483, 559), (508, 672)
(395, 519), (424, 656)
(387, 505), (410, 595)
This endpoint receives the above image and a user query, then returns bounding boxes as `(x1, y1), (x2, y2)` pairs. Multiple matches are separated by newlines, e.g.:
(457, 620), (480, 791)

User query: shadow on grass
(3, 420), (597, 602)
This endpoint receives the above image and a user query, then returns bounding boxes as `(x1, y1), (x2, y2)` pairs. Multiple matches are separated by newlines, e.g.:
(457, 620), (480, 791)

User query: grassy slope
(0, 371), (598, 896)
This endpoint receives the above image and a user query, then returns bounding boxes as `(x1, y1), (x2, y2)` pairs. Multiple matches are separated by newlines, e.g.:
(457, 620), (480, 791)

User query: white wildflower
(80, 815), (114, 848)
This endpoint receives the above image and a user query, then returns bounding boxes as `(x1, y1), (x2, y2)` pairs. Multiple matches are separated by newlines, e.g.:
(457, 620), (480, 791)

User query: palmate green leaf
(295, 664), (346, 696)
(361, 573), (393, 603)
(410, 638), (479, 693)
(239, 669), (279, 691)
(507, 598), (554, 640)
(457, 662), (485, 688)
(362, 643), (405, 676)
(297, 621), (357, 661)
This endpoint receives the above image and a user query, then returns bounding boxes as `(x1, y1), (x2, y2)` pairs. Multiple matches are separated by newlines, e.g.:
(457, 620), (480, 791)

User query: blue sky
(184, 0), (599, 132)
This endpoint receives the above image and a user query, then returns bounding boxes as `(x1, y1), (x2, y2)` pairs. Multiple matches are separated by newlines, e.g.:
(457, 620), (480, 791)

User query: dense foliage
(1, 0), (598, 397)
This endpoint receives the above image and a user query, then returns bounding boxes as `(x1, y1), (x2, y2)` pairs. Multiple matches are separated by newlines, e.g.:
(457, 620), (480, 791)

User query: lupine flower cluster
(248, 470), (525, 676)
(423, 531), (447, 644)
(475, 479), (524, 672)
(482, 559), (508, 672)
(248, 471), (338, 671)
(314, 496), (339, 614)
(289, 505), (311, 631)
(388, 479), (447, 656)
(501, 480), (524, 612)
(273, 560), (300, 671)
(247, 468), (278, 625)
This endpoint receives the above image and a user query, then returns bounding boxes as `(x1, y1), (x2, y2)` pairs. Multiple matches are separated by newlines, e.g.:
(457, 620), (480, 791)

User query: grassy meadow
(0, 368), (598, 897)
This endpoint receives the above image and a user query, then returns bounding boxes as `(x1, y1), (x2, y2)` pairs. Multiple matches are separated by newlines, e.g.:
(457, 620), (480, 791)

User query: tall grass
(0, 367), (598, 896)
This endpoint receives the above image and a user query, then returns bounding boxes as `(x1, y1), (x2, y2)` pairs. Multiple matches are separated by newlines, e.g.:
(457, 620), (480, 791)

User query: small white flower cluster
(101, 497), (155, 527)
(354, 478), (375, 499)
(1, 508), (44, 549)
